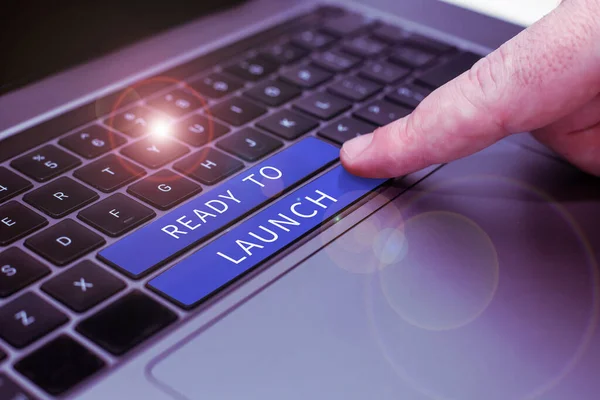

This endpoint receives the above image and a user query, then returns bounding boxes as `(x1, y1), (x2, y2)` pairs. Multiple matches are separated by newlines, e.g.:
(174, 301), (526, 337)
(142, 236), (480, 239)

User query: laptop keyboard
(0, 5), (480, 397)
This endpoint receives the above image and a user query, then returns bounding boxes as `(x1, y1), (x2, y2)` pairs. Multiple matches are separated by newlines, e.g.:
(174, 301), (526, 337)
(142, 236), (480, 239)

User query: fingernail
(342, 133), (373, 160)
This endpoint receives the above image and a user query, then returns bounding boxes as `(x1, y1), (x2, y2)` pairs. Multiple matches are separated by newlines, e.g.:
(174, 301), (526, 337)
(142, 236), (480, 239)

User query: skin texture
(341, 0), (600, 177)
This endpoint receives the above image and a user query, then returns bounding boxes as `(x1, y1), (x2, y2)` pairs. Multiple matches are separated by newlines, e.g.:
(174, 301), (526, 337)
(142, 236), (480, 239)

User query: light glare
(150, 119), (172, 138)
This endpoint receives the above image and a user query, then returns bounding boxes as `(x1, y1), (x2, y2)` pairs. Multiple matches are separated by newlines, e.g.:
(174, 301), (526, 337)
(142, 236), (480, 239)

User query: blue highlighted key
(98, 138), (339, 278)
(148, 165), (386, 308)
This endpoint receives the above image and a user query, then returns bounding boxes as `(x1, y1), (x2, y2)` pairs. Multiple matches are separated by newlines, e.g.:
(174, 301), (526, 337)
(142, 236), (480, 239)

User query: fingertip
(340, 133), (376, 177)
(340, 150), (367, 177)
(341, 133), (373, 161)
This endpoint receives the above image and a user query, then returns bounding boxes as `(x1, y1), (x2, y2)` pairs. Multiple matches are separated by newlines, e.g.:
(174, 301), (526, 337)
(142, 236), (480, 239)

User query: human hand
(341, 0), (600, 178)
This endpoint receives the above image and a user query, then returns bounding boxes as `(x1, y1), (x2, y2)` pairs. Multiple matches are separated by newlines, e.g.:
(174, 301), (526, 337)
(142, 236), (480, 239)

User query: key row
(2, 79), (433, 207)
(95, 33), (449, 141)
(1, 81), (431, 208)
(0, 249), (175, 335)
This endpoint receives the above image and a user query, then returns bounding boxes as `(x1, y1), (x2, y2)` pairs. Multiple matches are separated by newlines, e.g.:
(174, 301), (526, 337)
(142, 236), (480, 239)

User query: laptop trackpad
(149, 138), (600, 400)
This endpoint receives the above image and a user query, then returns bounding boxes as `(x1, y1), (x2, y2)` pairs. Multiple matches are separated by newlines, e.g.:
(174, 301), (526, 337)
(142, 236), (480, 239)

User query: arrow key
(217, 128), (282, 162)
(42, 260), (126, 312)
(319, 117), (377, 145)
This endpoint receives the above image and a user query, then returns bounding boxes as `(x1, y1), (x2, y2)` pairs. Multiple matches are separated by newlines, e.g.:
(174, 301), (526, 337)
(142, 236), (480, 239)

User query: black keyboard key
(342, 35), (387, 58)
(259, 42), (308, 65)
(354, 100), (412, 126)
(78, 193), (155, 237)
(24, 177), (99, 218)
(0, 292), (68, 348)
(146, 89), (204, 118)
(279, 64), (333, 88)
(291, 30), (336, 50)
(217, 128), (282, 162)
(372, 23), (405, 44)
(11, 145), (81, 183)
(189, 72), (243, 99)
(210, 97), (266, 126)
(0, 167), (32, 204)
(244, 80), (301, 107)
(0, 373), (38, 400)
(174, 148), (243, 185)
(417, 51), (481, 88)
(256, 109), (318, 140)
(74, 154), (146, 193)
(404, 34), (455, 54)
(25, 220), (105, 266)
(389, 46), (437, 69)
(107, 106), (168, 138)
(359, 61), (410, 84)
(42, 260), (125, 312)
(0, 202), (47, 246)
(128, 170), (202, 210)
(386, 83), (432, 108)
(293, 92), (352, 120)
(173, 114), (230, 147)
(76, 290), (177, 355)
(224, 56), (278, 82)
(14, 335), (104, 396)
(327, 75), (382, 102)
(0, 248), (50, 298)
(121, 137), (189, 169)
(319, 117), (377, 144)
(59, 125), (126, 159)
(312, 50), (360, 73)
(321, 13), (372, 37)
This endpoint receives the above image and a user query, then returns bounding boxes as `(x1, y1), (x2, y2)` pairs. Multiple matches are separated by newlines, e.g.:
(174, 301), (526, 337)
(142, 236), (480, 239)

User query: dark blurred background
(0, 0), (246, 95)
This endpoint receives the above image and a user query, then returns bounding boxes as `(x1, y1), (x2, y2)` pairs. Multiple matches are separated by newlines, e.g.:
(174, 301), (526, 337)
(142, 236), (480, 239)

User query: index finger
(341, 0), (600, 178)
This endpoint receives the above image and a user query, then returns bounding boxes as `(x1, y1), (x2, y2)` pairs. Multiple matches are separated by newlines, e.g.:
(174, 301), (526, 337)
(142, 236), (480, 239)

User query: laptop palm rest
(149, 137), (600, 400)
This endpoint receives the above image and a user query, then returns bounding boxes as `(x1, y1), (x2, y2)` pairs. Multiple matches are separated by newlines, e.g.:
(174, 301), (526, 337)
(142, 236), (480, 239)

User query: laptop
(1, 0), (598, 399)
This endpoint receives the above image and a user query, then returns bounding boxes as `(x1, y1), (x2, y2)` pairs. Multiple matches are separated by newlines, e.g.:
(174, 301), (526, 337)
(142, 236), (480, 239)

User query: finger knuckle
(462, 49), (511, 131)
(388, 112), (430, 166)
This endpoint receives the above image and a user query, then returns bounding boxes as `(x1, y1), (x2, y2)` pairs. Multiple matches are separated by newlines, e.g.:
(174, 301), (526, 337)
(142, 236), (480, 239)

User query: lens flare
(149, 118), (172, 138)
(366, 174), (599, 400)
